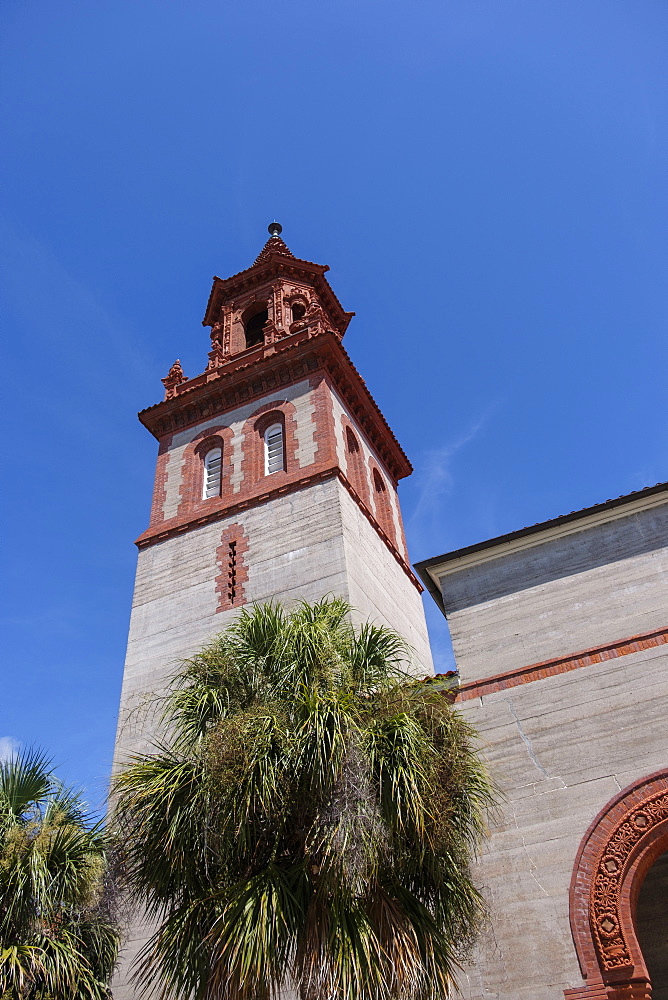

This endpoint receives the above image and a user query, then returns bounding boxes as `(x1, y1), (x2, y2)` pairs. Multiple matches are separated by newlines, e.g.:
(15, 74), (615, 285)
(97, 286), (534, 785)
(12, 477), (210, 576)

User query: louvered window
(264, 423), (284, 475)
(203, 447), (222, 498)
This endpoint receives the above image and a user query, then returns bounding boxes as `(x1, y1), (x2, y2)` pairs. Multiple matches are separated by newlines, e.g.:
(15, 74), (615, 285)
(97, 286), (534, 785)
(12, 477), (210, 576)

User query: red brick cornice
(135, 465), (422, 593)
(138, 332), (412, 482)
(454, 627), (668, 702)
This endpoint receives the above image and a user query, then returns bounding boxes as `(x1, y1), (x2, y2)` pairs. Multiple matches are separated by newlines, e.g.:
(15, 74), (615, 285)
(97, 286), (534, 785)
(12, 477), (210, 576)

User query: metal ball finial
(268, 221), (282, 237)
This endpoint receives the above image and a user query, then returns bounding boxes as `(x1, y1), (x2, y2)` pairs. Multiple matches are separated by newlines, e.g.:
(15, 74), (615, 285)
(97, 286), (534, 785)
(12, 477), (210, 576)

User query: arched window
(203, 447), (222, 498)
(244, 307), (268, 349)
(343, 423), (370, 506)
(346, 427), (360, 454)
(264, 423), (285, 475)
(372, 466), (395, 544)
(291, 301), (306, 324)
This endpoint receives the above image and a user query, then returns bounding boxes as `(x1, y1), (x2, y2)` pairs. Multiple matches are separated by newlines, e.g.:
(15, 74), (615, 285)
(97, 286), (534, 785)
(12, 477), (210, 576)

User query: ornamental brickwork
(142, 229), (417, 587)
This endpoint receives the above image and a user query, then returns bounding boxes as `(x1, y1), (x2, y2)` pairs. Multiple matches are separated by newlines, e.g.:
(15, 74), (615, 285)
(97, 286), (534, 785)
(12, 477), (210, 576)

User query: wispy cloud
(0, 737), (21, 762)
(407, 407), (497, 556)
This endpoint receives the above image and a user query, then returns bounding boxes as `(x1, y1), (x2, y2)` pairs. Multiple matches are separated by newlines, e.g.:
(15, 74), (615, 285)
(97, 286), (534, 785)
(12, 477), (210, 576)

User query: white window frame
(202, 446), (223, 499)
(264, 422), (285, 475)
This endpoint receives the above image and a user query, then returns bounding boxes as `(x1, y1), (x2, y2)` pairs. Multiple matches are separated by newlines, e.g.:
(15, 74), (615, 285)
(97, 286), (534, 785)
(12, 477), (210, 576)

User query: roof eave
(414, 481), (668, 580)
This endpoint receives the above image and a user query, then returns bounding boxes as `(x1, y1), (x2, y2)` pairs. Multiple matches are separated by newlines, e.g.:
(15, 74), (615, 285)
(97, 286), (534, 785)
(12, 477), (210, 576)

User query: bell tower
(116, 223), (433, 738)
(113, 225), (433, 994)
(118, 225), (433, 746)
(118, 224), (432, 725)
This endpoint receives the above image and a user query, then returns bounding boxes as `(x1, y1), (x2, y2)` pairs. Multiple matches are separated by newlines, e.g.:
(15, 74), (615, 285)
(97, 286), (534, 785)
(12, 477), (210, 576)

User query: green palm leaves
(0, 749), (119, 998)
(114, 598), (494, 1000)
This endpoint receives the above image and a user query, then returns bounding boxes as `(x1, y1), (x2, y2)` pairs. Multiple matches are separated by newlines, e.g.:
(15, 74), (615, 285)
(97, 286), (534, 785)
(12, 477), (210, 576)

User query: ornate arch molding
(239, 399), (299, 484)
(567, 770), (668, 1000)
(177, 425), (235, 516)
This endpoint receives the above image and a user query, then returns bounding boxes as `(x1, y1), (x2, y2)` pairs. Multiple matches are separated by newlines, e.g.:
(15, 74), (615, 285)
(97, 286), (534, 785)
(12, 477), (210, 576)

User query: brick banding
(368, 458), (397, 549)
(341, 416), (370, 509)
(139, 332), (412, 485)
(309, 373), (336, 465)
(137, 466), (423, 593)
(148, 433), (173, 526)
(215, 523), (249, 611)
(455, 628), (668, 702)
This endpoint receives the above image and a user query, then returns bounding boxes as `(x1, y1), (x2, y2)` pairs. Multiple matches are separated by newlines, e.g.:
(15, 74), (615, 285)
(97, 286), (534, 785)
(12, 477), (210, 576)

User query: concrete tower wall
(113, 230), (434, 998)
(117, 475), (432, 761)
(330, 386), (408, 560)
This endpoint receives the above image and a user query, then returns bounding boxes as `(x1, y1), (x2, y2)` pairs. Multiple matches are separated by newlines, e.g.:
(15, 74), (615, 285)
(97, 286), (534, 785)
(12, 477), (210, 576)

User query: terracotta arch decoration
(566, 770), (668, 1000)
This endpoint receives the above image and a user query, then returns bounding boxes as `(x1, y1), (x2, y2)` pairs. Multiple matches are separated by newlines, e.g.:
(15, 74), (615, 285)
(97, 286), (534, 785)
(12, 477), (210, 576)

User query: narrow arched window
(291, 302), (306, 323)
(245, 308), (268, 349)
(203, 447), (222, 498)
(264, 423), (285, 475)
(373, 468), (385, 494)
(346, 427), (360, 453)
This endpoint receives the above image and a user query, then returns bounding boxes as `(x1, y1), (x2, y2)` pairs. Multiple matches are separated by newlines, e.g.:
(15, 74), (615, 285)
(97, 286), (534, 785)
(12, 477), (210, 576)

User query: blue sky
(2, 0), (667, 807)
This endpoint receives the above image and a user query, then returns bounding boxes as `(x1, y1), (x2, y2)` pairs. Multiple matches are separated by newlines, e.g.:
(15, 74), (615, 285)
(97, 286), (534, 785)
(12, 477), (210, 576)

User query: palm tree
(0, 748), (120, 999)
(114, 598), (495, 1000)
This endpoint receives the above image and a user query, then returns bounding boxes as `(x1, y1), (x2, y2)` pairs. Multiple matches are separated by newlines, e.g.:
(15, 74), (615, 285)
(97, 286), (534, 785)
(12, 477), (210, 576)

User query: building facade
(416, 483), (668, 1000)
(113, 226), (433, 996)
(115, 225), (668, 1000)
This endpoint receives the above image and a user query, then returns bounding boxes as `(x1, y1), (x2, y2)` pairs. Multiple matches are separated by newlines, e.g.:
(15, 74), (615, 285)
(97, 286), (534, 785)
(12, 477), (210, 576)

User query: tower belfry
(121, 224), (432, 660)
(113, 229), (434, 992)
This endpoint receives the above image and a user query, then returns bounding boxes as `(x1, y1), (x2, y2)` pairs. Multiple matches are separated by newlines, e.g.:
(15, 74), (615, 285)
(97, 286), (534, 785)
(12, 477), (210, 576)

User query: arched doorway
(636, 849), (668, 999)
(566, 771), (668, 1000)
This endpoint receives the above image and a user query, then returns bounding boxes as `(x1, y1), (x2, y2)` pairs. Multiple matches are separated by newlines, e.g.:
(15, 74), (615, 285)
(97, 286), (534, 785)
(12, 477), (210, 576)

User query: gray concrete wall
(455, 642), (668, 1000)
(113, 473), (433, 997)
(431, 496), (668, 999)
(112, 476), (352, 998)
(438, 501), (668, 684)
(338, 484), (433, 674)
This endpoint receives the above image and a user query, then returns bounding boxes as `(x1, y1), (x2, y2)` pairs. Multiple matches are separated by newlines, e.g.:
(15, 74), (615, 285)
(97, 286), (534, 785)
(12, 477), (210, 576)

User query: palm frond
(113, 598), (496, 1000)
(0, 748), (53, 827)
(0, 751), (120, 999)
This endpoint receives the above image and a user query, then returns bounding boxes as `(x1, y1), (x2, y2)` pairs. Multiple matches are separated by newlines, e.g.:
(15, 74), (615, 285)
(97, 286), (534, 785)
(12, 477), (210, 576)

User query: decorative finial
(162, 358), (187, 399)
(268, 221), (282, 237)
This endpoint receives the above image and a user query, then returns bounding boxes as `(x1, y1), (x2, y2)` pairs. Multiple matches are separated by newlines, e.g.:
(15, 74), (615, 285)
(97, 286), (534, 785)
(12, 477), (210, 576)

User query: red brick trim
(368, 458), (397, 549)
(239, 399), (299, 488)
(455, 628), (668, 702)
(563, 986), (610, 999)
(215, 523), (249, 611)
(566, 771), (668, 1000)
(140, 332), (412, 483)
(148, 434), (173, 526)
(177, 425), (235, 518)
(138, 463), (339, 546)
(309, 373), (336, 465)
(136, 465), (423, 593)
(336, 471), (423, 593)
(394, 496), (410, 561)
(341, 415), (371, 509)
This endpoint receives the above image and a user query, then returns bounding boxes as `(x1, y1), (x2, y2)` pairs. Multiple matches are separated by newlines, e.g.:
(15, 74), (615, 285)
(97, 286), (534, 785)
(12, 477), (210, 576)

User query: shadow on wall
(441, 507), (668, 611)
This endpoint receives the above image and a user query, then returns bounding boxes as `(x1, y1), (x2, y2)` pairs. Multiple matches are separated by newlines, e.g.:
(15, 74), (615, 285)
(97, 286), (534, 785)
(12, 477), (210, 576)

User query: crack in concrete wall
(507, 699), (549, 778)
